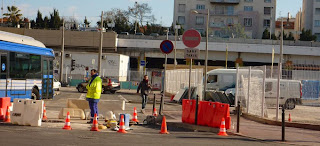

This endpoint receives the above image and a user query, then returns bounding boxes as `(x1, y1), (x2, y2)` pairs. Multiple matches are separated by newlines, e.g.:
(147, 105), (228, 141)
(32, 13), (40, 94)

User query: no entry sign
(182, 29), (201, 48)
(160, 40), (174, 54)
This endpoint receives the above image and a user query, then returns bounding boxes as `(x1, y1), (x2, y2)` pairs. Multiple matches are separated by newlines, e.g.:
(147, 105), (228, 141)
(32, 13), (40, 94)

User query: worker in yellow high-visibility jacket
(86, 69), (102, 124)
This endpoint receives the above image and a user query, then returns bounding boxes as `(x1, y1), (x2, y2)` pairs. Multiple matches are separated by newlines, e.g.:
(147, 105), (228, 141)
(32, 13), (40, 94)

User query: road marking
(118, 95), (129, 102)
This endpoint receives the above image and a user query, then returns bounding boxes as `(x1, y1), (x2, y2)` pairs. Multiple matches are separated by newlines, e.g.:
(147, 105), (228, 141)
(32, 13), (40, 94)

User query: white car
(53, 78), (61, 91)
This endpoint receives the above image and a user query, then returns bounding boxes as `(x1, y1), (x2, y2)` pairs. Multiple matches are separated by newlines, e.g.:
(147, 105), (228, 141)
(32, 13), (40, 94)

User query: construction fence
(236, 65), (320, 125)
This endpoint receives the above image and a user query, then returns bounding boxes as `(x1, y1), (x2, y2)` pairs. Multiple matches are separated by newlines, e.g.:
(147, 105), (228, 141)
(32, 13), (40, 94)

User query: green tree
(43, 16), (49, 29)
(285, 32), (294, 40)
(299, 28), (317, 41)
(49, 9), (62, 29)
(35, 10), (44, 28)
(262, 28), (270, 39)
(3, 6), (22, 27)
(220, 24), (247, 38)
(84, 16), (90, 27)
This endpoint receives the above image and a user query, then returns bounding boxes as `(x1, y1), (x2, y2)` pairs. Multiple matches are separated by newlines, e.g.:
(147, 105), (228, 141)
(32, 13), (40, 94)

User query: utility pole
(1, 0), (3, 24)
(59, 20), (65, 83)
(134, 1), (138, 35)
(270, 7), (273, 40)
(174, 25), (179, 69)
(204, 8), (209, 97)
(276, 18), (284, 121)
(98, 11), (103, 73)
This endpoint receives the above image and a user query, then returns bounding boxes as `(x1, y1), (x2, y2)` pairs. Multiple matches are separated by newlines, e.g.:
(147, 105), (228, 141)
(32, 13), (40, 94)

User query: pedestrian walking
(86, 69), (102, 124)
(137, 75), (151, 113)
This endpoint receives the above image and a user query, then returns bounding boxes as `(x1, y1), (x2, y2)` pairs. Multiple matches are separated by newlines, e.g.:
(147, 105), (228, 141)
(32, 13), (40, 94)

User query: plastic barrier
(182, 99), (196, 124)
(197, 101), (217, 126)
(0, 97), (11, 120)
(11, 99), (29, 125)
(211, 103), (231, 129)
(23, 100), (43, 127)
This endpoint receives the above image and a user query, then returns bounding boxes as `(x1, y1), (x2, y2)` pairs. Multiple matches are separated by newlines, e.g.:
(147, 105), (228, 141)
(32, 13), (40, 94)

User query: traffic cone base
(132, 107), (139, 123)
(4, 106), (11, 123)
(118, 115), (127, 133)
(288, 113), (292, 122)
(218, 118), (228, 136)
(62, 112), (72, 130)
(159, 116), (169, 134)
(91, 114), (100, 131)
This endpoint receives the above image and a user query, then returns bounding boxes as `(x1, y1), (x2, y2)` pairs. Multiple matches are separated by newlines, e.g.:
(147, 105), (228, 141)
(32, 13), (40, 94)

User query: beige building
(302, 0), (320, 41)
(173, 0), (276, 39)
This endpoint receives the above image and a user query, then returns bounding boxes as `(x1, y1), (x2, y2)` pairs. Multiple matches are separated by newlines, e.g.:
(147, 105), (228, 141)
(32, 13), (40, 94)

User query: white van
(207, 69), (302, 109)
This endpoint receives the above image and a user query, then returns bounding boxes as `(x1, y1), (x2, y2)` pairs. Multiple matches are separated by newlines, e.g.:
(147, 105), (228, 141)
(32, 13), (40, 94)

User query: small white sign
(175, 25), (181, 29)
(184, 48), (200, 59)
(92, 59), (95, 65)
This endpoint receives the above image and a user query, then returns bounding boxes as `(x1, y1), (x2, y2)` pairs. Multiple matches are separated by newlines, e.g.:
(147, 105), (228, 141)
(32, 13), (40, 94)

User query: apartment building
(302, 0), (320, 41)
(173, 0), (276, 39)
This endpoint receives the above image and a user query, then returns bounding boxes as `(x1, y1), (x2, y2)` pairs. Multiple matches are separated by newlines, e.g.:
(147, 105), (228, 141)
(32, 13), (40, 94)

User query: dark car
(76, 77), (120, 94)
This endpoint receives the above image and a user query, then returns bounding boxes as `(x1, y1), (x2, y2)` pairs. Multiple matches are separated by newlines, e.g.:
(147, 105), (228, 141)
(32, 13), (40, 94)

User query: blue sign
(160, 40), (174, 54)
(1, 63), (5, 71)
(140, 60), (146, 66)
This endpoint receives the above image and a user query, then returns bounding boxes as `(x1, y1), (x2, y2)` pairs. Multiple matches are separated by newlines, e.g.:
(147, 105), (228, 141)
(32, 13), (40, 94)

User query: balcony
(211, 10), (237, 16)
(210, 0), (240, 4)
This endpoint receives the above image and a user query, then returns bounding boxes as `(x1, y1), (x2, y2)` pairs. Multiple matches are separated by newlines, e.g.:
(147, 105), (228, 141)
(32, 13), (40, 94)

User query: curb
(242, 113), (320, 131)
(167, 122), (219, 133)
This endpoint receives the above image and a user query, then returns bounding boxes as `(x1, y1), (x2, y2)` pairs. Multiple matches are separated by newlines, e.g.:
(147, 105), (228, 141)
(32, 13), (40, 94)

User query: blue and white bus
(0, 30), (54, 101)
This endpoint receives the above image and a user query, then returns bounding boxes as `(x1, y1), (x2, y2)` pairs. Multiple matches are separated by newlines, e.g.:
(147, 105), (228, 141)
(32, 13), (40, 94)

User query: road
(0, 87), (288, 145)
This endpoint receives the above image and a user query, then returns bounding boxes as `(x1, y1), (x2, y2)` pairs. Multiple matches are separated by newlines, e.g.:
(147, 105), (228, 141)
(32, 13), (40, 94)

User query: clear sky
(4, 0), (302, 27)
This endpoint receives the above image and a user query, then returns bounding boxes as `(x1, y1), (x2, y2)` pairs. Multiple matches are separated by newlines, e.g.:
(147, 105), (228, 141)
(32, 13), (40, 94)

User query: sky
(3, 0), (302, 27)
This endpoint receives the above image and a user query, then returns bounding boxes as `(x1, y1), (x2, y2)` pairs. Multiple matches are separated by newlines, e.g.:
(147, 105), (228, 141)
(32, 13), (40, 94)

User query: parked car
(76, 77), (120, 94)
(150, 33), (159, 37)
(53, 78), (61, 91)
(119, 32), (129, 35)
(135, 32), (144, 35)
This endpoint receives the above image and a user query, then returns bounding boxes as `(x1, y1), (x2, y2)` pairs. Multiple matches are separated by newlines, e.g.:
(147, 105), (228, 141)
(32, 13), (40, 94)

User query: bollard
(153, 94), (156, 114)
(237, 100), (241, 133)
(282, 106), (285, 141)
(159, 93), (163, 115)
(194, 95), (199, 125)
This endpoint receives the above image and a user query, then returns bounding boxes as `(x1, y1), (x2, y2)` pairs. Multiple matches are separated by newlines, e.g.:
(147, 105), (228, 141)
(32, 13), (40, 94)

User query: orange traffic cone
(153, 108), (158, 117)
(62, 112), (72, 130)
(90, 114), (100, 131)
(117, 115), (127, 133)
(288, 113), (292, 122)
(218, 118), (228, 136)
(4, 106), (10, 123)
(42, 103), (48, 121)
(159, 116), (169, 134)
(132, 107), (139, 123)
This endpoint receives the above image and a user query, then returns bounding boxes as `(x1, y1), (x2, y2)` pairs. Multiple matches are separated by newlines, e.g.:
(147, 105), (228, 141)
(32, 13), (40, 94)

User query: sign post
(183, 29), (201, 100)
(159, 40), (174, 115)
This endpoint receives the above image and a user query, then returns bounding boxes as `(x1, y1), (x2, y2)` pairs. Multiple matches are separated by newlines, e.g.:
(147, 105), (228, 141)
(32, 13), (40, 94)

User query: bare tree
(128, 2), (152, 31)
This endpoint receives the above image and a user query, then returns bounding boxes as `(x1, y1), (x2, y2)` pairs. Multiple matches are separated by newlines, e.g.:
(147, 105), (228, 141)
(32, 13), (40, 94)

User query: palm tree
(3, 6), (22, 27)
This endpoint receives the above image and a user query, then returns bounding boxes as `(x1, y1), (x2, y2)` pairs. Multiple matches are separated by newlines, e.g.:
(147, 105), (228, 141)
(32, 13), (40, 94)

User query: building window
(245, 0), (253, 2)
(178, 16), (185, 25)
(196, 29), (205, 35)
(244, 6), (253, 11)
(178, 4), (186, 12)
(215, 6), (224, 14)
(227, 18), (233, 25)
(196, 16), (204, 25)
(315, 20), (320, 27)
(264, 0), (271, 3)
(317, 0), (320, 2)
(264, 7), (271, 15)
(196, 4), (205, 10)
(226, 6), (234, 15)
(244, 18), (252, 27)
(316, 8), (320, 15)
(264, 19), (270, 27)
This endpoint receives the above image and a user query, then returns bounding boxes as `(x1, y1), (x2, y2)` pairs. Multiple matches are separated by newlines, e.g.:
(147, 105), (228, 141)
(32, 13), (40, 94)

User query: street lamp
(192, 9), (209, 98)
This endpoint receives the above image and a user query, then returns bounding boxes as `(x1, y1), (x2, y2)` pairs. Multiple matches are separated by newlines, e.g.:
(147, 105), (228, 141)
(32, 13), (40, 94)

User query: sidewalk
(163, 110), (320, 146)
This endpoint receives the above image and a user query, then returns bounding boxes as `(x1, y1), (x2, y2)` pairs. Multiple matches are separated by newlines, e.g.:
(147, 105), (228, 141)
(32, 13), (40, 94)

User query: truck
(206, 69), (302, 110)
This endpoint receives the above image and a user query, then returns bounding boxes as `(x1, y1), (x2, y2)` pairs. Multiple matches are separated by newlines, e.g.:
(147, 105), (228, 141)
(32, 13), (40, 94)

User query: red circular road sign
(160, 40), (174, 54)
(182, 29), (201, 48)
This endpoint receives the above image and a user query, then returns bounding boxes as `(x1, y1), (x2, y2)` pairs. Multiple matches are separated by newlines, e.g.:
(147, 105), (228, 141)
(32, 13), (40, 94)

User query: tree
(100, 8), (131, 33)
(220, 24), (247, 38)
(84, 16), (90, 28)
(35, 10), (44, 28)
(128, 2), (152, 33)
(3, 6), (22, 27)
(262, 28), (270, 39)
(299, 28), (317, 41)
(49, 9), (62, 29)
(43, 16), (49, 29)
(285, 32), (294, 40)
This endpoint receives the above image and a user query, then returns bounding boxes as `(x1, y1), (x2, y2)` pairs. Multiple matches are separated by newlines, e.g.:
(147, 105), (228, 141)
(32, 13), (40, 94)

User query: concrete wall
(0, 27), (117, 50)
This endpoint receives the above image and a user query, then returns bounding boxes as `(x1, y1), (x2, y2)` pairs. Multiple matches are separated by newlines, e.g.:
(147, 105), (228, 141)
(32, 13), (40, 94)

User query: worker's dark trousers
(87, 98), (100, 122)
